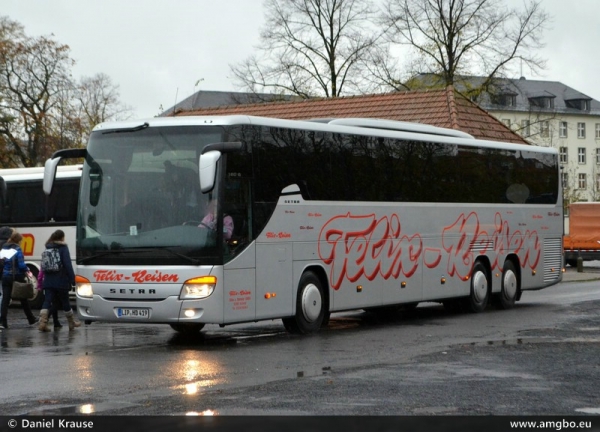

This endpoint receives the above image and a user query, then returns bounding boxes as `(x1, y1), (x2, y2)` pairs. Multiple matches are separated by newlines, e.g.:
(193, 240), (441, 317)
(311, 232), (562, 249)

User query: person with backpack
(36, 269), (62, 329)
(38, 229), (80, 332)
(0, 230), (38, 328)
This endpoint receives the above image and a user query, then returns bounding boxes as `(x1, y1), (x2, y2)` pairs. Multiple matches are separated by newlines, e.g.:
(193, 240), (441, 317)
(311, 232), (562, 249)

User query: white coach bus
(0, 165), (81, 308)
(42, 116), (563, 334)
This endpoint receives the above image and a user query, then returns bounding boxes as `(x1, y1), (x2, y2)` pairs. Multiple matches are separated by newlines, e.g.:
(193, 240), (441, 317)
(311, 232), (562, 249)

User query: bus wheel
(465, 261), (489, 313)
(170, 323), (205, 334)
(497, 260), (518, 310)
(282, 271), (326, 334)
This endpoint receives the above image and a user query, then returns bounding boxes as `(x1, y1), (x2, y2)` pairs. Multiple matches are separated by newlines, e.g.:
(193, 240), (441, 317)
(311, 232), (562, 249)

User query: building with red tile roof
(171, 86), (528, 144)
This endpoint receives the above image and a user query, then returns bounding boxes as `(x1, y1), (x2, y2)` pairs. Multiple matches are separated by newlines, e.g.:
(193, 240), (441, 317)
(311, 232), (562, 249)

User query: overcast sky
(3, 0), (600, 119)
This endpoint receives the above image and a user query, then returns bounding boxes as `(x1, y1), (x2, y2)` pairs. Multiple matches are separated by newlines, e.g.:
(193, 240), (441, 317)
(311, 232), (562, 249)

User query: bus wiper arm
(102, 122), (149, 134)
(78, 250), (123, 264)
(155, 247), (201, 265)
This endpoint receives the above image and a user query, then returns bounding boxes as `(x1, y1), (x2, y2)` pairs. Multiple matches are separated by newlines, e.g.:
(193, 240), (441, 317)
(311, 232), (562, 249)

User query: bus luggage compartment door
(256, 243), (293, 319)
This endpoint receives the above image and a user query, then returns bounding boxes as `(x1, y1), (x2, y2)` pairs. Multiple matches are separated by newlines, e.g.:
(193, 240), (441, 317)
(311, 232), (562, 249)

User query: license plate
(116, 308), (150, 318)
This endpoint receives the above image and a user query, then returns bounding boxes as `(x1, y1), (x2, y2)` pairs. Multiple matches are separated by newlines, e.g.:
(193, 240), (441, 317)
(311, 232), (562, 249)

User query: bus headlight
(180, 276), (216, 300)
(75, 275), (93, 298)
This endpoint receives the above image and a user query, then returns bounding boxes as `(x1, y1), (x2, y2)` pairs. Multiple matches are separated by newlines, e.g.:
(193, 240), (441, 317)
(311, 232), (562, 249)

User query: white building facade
(476, 78), (600, 208)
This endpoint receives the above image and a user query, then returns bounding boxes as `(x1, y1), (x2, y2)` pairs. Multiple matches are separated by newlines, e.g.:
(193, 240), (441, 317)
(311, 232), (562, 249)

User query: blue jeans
(42, 286), (73, 312)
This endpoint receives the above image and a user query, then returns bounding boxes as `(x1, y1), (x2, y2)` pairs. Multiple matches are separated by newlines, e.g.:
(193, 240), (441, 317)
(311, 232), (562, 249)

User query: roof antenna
(192, 78), (204, 109)
(173, 87), (179, 111)
(519, 58), (525, 80)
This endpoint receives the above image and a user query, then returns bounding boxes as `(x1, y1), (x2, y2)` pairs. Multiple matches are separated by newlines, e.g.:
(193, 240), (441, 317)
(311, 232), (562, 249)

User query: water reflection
(186, 409), (218, 416)
(163, 352), (225, 396)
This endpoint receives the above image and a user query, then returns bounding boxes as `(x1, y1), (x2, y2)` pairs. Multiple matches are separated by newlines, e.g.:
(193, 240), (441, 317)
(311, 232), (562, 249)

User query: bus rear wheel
(496, 260), (518, 310)
(464, 261), (490, 313)
(282, 271), (327, 334)
(170, 323), (205, 334)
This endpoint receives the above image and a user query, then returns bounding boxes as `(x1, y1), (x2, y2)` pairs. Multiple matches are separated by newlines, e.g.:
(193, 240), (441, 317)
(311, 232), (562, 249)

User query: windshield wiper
(78, 250), (124, 264)
(102, 122), (149, 134)
(79, 246), (201, 265)
(154, 247), (201, 265)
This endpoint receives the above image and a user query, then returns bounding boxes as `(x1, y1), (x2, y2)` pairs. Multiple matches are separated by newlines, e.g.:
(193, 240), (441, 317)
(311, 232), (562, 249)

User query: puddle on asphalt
(25, 401), (138, 416)
(576, 407), (600, 414)
(466, 336), (600, 348)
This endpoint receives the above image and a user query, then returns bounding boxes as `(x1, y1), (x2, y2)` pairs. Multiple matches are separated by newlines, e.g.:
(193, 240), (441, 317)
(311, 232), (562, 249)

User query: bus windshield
(78, 125), (225, 266)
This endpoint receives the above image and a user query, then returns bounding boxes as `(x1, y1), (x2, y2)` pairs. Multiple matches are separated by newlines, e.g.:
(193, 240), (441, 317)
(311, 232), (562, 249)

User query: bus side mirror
(43, 157), (62, 195)
(88, 163), (103, 207)
(199, 150), (221, 193)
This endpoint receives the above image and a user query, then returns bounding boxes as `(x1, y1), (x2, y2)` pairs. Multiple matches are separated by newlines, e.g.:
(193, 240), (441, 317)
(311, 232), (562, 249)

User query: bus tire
(497, 260), (518, 310)
(282, 271), (326, 334)
(465, 261), (490, 313)
(170, 323), (205, 334)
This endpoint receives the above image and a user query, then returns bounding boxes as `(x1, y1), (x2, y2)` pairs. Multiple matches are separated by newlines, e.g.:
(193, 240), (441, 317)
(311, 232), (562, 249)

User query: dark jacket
(41, 242), (75, 290)
(1, 243), (28, 278)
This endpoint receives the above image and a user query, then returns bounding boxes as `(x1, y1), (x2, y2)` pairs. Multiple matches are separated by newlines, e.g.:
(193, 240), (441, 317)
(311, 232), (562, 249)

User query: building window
(540, 120), (550, 138)
(578, 173), (587, 189)
(562, 172), (568, 188)
(559, 147), (568, 164)
(578, 147), (587, 164)
(493, 94), (516, 106)
(529, 97), (554, 109)
(559, 121), (568, 138)
(566, 99), (591, 111)
(502, 119), (511, 128)
(521, 120), (530, 137)
(596, 123), (600, 139)
(597, 174), (600, 191)
(578, 122), (586, 138)
(596, 148), (600, 164)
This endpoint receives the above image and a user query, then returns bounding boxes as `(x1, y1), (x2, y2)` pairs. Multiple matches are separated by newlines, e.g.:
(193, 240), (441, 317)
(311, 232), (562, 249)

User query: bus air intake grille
(470, 240), (494, 253)
(543, 238), (563, 283)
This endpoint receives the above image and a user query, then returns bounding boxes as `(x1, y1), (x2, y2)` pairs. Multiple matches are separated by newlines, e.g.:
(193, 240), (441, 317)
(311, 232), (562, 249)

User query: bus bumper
(76, 295), (222, 324)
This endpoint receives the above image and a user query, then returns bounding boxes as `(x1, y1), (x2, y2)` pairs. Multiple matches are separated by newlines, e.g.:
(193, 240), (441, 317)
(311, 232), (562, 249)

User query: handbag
(9, 256), (37, 301)
(12, 279), (35, 301)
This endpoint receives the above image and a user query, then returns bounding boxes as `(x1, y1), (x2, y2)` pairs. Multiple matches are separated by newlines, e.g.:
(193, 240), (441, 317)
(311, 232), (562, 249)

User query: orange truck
(563, 202), (600, 266)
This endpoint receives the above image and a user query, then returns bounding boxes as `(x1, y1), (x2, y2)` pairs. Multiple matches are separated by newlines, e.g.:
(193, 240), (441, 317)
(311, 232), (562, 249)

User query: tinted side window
(229, 125), (558, 207)
(0, 178), (79, 225)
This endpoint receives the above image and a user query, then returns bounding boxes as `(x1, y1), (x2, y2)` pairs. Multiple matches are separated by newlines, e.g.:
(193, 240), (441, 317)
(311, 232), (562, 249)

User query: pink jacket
(200, 213), (234, 240)
(37, 269), (44, 291)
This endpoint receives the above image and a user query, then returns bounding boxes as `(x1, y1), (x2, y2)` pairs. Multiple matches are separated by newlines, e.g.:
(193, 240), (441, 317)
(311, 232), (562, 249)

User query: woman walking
(0, 231), (37, 328)
(38, 230), (81, 332)
(37, 269), (63, 329)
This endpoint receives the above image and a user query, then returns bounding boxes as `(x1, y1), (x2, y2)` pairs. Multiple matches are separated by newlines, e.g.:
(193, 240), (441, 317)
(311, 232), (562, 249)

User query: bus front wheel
(282, 271), (327, 334)
(464, 261), (490, 313)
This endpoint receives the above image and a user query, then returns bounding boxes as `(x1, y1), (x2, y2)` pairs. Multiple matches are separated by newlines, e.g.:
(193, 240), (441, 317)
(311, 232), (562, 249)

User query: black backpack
(41, 247), (63, 273)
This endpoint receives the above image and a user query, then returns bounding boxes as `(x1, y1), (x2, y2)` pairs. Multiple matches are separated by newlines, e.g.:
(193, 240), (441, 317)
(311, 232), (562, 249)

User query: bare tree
(0, 18), (133, 167)
(74, 73), (133, 139)
(230, 0), (384, 98)
(0, 17), (74, 166)
(380, 0), (549, 90)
